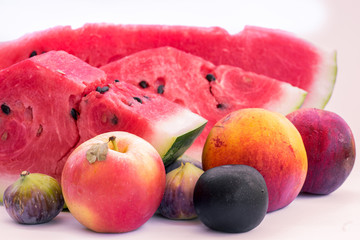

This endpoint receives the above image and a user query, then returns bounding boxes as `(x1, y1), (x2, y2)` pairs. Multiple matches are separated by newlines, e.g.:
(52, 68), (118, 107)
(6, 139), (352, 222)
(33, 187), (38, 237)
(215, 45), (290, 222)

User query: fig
(165, 155), (202, 173)
(158, 162), (204, 220)
(193, 164), (268, 233)
(3, 171), (64, 224)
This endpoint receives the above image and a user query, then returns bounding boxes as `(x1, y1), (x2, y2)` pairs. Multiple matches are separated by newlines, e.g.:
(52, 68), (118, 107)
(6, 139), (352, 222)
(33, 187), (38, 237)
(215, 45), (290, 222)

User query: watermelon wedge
(77, 81), (207, 166)
(0, 51), (106, 201)
(0, 50), (206, 202)
(0, 24), (336, 108)
(100, 46), (307, 160)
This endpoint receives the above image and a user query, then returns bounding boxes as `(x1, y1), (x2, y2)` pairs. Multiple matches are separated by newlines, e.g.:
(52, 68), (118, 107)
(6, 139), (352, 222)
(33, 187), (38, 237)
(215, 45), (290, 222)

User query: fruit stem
(20, 170), (30, 177)
(109, 136), (119, 152)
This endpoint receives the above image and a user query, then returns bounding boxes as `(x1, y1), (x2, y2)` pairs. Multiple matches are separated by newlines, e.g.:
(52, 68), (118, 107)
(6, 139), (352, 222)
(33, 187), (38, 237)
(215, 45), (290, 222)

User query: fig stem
(109, 136), (119, 152)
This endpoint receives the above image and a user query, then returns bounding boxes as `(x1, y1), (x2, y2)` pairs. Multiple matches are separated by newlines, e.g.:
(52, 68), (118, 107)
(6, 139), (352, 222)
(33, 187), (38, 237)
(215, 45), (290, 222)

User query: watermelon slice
(0, 51), (106, 201)
(77, 81), (206, 166)
(100, 46), (307, 160)
(0, 24), (336, 108)
(0, 50), (206, 202)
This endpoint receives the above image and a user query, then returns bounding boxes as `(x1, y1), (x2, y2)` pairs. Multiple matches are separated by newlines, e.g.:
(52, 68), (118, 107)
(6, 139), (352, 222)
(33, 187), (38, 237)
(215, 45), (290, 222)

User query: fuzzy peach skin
(61, 131), (166, 233)
(202, 108), (307, 212)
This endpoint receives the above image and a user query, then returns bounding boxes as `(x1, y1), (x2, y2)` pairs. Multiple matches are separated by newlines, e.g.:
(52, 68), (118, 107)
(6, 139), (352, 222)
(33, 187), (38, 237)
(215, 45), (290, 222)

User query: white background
(0, 0), (359, 239)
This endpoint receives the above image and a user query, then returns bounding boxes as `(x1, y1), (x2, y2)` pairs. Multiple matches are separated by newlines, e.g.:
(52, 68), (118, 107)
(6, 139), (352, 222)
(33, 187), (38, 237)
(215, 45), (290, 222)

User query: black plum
(193, 165), (268, 233)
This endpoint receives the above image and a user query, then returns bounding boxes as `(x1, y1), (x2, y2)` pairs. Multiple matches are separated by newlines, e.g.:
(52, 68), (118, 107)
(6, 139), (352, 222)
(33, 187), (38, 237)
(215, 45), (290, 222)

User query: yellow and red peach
(202, 108), (307, 212)
(61, 131), (166, 233)
(286, 108), (356, 194)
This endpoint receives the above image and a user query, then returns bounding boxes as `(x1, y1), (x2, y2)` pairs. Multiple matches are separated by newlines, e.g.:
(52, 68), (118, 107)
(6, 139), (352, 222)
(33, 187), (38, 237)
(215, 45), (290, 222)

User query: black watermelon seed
(1, 104), (11, 115)
(70, 108), (79, 120)
(205, 74), (216, 82)
(157, 85), (165, 94)
(29, 51), (37, 58)
(216, 103), (226, 109)
(96, 86), (110, 94)
(114, 79), (120, 83)
(36, 125), (43, 137)
(101, 86), (110, 93)
(139, 80), (149, 88)
(111, 115), (118, 125)
(133, 97), (143, 104)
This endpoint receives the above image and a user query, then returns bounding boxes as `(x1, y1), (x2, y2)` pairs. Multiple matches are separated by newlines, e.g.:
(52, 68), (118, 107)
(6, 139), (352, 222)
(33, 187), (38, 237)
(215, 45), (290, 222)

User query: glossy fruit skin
(193, 164), (268, 233)
(158, 162), (204, 219)
(286, 108), (356, 194)
(202, 108), (307, 212)
(3, 171), (64, 224)
(61, 131), (166, 233)
(165, 155), (202, 173)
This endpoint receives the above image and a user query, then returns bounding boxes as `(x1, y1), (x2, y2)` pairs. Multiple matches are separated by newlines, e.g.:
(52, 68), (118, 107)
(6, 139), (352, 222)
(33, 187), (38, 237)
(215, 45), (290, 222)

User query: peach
(202, 108), (307, 212)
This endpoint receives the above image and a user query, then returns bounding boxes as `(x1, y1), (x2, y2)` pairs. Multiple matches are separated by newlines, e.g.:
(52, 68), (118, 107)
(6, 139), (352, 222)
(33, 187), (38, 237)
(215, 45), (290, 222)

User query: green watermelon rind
(263, 84), (308, 115)
(161, 121), (207, 166)
(292, 90), (308, 111)
(319, 50), (337, 109)
(288, 88), (308, 113)
(302, 50), (337, 109)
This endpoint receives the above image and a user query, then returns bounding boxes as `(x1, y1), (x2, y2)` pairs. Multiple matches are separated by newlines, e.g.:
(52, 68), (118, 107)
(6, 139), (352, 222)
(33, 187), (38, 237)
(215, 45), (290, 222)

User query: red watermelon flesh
(101, 46), (222, 127)
(77, 81), (206, 165)
(0, 24), (336, 108)
(0, 50), (208, 200)
(0, 51), (106, 199)
(100, 47), (307, 160)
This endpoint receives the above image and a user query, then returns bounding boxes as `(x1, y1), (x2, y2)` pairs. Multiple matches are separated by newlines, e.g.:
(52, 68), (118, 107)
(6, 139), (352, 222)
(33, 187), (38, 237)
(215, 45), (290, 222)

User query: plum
(286, 108), (356, 194)
(3, 171), (64, 224)
(193, 164), (268, 233)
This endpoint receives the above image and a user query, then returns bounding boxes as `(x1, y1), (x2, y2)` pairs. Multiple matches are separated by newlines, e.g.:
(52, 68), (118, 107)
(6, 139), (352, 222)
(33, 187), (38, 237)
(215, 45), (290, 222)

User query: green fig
(158, 162), (204, 220)
(3, 171), (64, 224)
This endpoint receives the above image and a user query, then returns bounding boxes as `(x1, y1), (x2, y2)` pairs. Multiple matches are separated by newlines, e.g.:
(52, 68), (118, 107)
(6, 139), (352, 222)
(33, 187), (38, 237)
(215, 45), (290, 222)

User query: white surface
(1, 0), (359, 239)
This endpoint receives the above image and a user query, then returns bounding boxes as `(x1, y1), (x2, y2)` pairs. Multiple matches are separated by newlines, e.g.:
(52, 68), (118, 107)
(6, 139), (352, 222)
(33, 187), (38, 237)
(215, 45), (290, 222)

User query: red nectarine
(202, 108), (308, 212)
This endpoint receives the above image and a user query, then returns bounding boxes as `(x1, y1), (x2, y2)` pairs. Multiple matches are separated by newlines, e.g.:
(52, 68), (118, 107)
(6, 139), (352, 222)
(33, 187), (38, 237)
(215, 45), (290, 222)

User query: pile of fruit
(0, 23), (356, 234)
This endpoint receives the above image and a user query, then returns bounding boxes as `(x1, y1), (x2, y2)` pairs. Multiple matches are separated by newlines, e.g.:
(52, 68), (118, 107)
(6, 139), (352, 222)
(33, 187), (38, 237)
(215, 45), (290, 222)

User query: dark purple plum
(286, 108), (356, 194)
(3, 171), (64, 224)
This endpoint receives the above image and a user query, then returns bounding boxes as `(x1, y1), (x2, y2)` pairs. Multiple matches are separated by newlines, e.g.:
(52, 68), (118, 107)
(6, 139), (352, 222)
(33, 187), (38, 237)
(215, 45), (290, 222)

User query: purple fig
(3, 171), (64, 224)
(159, 162), (204, 219)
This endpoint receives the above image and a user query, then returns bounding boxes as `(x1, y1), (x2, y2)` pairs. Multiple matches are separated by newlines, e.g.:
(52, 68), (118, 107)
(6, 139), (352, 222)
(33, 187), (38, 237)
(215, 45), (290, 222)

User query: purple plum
(287, 108), (356, 194)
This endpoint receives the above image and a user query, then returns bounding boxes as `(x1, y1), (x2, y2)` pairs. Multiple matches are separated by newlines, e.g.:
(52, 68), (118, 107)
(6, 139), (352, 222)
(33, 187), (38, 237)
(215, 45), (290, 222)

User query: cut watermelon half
(100, 46), (307, 160)
(0, 51), (106, 201)
(0, 50), (206, 202)
(0, 24), (336, 108)
(77, 81), (207, 166)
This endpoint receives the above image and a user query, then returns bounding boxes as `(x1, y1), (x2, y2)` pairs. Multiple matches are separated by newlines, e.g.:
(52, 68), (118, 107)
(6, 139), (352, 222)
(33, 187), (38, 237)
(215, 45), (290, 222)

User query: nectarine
(202, 108), (307, 212)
